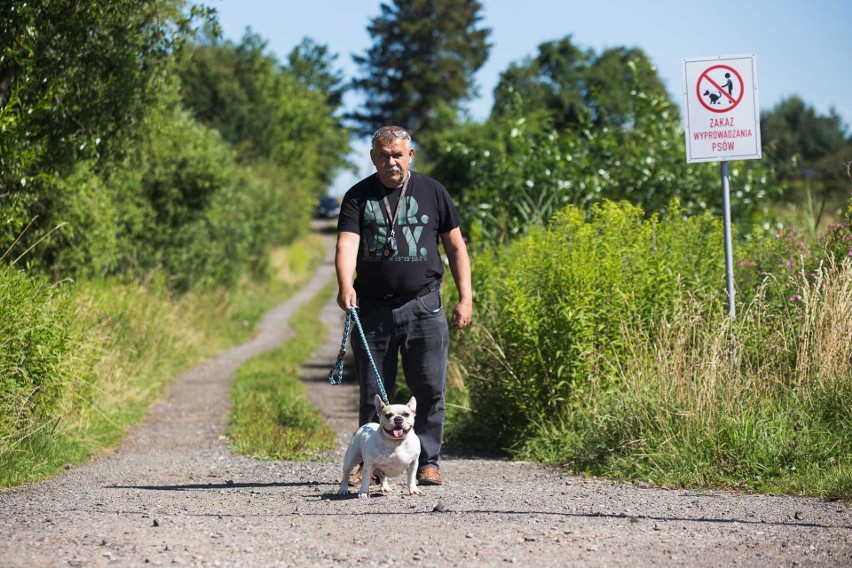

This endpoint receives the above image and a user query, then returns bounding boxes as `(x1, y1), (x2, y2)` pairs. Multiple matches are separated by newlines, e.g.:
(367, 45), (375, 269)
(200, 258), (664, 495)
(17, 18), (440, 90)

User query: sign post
(683, 54), (760, 318)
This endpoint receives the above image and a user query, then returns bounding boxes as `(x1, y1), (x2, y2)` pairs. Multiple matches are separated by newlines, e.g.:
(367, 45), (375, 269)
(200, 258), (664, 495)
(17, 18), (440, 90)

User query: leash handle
(328, 311), (350, 385)
(328, 307), (389, 405)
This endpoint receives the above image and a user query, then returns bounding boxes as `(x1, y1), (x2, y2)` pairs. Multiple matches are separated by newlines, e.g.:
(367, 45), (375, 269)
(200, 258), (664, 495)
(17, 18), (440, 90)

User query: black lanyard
(380, 173), (409, 256)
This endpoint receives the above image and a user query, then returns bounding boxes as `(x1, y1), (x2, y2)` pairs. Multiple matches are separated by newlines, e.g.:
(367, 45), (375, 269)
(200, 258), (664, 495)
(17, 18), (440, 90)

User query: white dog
(337, 395), (422, 498)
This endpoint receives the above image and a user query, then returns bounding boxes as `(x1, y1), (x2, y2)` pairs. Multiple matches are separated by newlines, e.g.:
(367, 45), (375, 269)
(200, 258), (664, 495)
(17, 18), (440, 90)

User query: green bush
(0, 230), (327, 487)
(16, 96), (303, 290)
(428, 92), (779, 246)
(0, 265), (87, 457)
(0, 0), (201, 262)
(176, 32), (352, 199)
(37, 162), (124, 279)
(2, 8), (345, 288)
(734, 210), (852, 318)
(449, 202), (852, 497)
(27, 91), (311, 290)
(450, 200), (726, 451)
(571, 258), (852, 497)
(131, 105), (259, 288)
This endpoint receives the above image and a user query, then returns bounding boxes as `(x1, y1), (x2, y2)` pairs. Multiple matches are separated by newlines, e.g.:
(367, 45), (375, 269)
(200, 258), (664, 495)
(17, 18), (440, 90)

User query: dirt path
(0, 222), (849, 567)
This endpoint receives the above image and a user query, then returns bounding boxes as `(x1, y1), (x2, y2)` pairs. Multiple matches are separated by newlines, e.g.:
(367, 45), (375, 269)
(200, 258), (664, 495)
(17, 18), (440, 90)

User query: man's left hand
(450, 302), (472, 330)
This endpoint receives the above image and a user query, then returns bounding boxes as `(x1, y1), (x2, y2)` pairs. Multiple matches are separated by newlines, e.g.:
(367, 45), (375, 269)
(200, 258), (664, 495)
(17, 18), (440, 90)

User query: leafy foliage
(0, 0), (208, 255)
(350, 0), (491, 137)
(287, 37), (347, 111)
(448, 202), (852, 498)
(430, 87), (778, 245)
(760, 96), (850, 212)
(6, 75), (303, 288)
(127, 100), (284, 289)
(760, 95), (849, 181)
(450, 200), (726, 450)
(812, 141), (852, 197)
(2, 4), (349, 287)
(176, 30), (352, 194)
(491, 36), (671, 132)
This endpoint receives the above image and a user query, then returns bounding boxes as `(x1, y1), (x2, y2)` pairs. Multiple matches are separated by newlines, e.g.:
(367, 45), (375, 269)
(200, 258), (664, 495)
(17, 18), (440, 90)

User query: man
(335, 125), (472, 486)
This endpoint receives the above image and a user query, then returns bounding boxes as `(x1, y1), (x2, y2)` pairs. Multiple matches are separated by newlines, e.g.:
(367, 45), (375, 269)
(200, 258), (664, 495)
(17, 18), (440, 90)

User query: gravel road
(1, 222), (849, 567)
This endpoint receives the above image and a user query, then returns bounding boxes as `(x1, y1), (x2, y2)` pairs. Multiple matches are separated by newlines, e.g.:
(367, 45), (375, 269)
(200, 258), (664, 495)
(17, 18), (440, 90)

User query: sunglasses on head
(372, 128), (410, 141)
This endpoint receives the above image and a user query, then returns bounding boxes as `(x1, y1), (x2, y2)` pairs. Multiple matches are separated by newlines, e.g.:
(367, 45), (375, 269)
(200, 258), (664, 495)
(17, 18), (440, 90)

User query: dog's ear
(406, 397), (416, 414)
(374, 394), (385, 413)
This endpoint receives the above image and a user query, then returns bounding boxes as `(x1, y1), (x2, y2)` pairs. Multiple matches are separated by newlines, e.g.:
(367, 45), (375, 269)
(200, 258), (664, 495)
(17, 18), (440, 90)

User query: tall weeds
(448, 201), (852, 498)
(0, 233), (325, 487)
(599, 260), (852, 497)
(795, 259), (852, 393)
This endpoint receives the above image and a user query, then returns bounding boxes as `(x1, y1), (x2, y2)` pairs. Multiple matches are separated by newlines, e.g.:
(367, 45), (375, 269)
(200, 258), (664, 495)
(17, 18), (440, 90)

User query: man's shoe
(348, 464), (380, 487)
(416, 466), (443, 486)
(347, 464), (363, 487)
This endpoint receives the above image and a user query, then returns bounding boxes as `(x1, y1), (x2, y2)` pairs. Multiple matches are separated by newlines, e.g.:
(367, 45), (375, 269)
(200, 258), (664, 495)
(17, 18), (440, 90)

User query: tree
(491, 36), (672, 132)
(349, 0), (491, 137)
(760, 95), (849, 180)
(176, 31), (351, 193)
(491, 37), (591, 131)
(813, 141), (852, 197)
(430, 84), (778, 245)
(586, 46), (671, 129)
(287, 37), (346, 111)
(0, 0), (207, 262)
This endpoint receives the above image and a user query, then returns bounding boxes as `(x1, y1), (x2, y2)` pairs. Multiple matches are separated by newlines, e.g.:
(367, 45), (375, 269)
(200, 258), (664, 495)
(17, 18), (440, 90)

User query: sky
(211, 0), (852, 195)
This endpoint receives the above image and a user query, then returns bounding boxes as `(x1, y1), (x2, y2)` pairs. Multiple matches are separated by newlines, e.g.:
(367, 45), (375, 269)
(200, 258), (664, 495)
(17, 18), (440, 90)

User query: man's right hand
(337, 287), (357, 311)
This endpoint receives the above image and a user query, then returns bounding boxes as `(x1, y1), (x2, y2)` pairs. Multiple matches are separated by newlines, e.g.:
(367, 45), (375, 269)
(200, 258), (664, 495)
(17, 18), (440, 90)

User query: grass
(446, 201), (851, 500)
(0, 231), (326, 488)
(228, 280), (338, 460)
(519, 259), (852, 500)
(767, 181), (849, 237)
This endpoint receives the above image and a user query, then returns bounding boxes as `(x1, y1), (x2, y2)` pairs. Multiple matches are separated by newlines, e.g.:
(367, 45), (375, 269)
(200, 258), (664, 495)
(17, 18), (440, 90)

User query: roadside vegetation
(0, 232), (325, 487)
(1, 1), (346, 487)
(355, 3), (849, 500)
(445, 202), (851, 499)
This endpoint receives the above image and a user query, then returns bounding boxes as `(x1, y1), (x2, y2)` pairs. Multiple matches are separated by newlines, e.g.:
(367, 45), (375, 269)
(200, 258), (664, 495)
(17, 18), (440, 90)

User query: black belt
(372, 279), (441, 305)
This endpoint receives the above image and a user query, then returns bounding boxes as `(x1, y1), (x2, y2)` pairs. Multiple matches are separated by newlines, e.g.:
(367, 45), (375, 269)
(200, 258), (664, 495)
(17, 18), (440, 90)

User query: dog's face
(375, 395), (416, 441)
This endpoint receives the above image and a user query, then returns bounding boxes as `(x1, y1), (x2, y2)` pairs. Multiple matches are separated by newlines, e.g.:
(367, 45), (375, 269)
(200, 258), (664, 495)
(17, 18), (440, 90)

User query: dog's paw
(356, 492), (370, 499)
(409, 486), (424, 496)
(336, 488), (350, 496)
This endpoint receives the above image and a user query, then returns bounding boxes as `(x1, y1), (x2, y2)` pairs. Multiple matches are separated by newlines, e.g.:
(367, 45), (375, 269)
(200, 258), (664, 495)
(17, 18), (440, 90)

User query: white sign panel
(682, 54), (761, 163)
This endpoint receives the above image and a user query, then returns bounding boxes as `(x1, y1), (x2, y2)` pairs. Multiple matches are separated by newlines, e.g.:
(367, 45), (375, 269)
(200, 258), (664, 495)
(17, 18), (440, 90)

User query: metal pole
(721, 161), (736, 318)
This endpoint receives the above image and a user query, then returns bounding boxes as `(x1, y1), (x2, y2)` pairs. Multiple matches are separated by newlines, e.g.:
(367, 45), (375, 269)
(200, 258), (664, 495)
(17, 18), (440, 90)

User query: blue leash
(328, 307), (389, 404)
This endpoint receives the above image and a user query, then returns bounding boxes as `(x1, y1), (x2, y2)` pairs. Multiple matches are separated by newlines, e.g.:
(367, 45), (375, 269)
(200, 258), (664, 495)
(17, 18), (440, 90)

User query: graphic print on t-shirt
(362, 195), (430, 261)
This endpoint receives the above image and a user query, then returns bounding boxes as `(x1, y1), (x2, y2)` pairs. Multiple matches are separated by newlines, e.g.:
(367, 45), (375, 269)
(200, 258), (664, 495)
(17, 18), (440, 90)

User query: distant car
(316, 196), (341, 218)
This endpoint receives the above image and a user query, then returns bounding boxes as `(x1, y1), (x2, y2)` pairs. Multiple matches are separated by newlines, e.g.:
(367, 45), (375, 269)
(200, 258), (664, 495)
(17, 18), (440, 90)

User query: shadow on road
(106, 480), (322, 491)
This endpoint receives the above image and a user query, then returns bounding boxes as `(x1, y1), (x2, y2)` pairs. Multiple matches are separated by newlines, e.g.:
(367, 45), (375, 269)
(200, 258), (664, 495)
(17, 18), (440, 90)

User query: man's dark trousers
(351, 286), (449, 470)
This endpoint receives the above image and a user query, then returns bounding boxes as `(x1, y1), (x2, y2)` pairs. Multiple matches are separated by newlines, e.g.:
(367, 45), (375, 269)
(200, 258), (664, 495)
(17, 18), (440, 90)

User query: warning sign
(683, 54), (761, 163)
(697, 65), (743, 112)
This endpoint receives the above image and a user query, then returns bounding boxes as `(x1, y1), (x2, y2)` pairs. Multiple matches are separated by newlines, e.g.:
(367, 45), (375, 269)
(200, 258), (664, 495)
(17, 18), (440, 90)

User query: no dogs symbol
(696, 64), (744, 113)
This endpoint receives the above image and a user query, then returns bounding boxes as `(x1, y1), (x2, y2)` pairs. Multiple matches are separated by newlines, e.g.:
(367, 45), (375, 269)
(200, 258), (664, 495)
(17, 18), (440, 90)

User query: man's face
(371, 138), (414, 188)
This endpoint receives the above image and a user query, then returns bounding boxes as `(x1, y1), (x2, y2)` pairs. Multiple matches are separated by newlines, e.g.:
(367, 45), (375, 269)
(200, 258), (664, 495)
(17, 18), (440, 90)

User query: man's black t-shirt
(337, 171), (461, 300)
